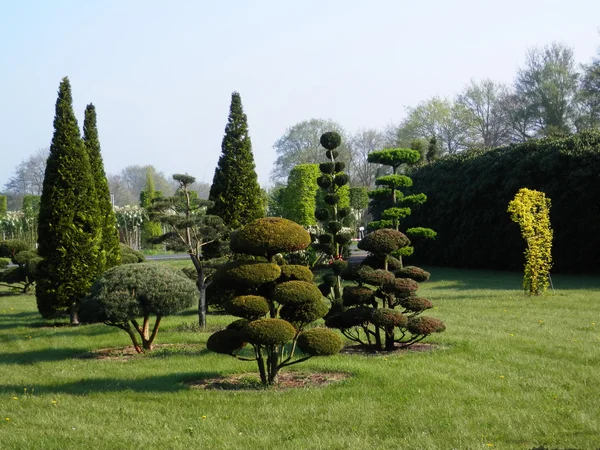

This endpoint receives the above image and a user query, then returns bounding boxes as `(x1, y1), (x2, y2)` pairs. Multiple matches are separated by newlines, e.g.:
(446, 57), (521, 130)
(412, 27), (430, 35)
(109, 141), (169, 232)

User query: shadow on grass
(0, 311), (45, 330)
(0, 371), (223, 395)
(0, 347), (88, 365)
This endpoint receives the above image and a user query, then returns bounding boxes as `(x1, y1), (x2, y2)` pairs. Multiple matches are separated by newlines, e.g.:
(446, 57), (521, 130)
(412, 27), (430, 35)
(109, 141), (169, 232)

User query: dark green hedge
(403, 130), (600, 273)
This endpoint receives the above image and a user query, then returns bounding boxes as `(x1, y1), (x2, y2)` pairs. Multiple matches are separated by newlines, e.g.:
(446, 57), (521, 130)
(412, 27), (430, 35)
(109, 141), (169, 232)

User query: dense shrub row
(403, 130), (600, 273)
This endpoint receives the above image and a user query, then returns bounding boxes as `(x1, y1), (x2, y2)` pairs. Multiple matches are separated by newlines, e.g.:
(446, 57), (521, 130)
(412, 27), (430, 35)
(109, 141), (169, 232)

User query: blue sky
(1, 0), (599, 189)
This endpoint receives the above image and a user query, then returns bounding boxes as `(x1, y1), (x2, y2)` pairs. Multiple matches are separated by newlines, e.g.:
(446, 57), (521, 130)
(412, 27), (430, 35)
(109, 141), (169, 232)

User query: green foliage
(0, 239), (30, 257)
(320, 131), (342, 150)
(208, 92), (264, 229)
(0, 196), (6, 218)
(362, 255), (402, 271)
(368, 148), (421, 169)
(207, 216), (339, 385)
(395, 266), (431, 282)
(297, 328), (343, 356)
(280, 164), (320, 225)
(406, 316), (446, 336)
(278, 265), (314, 283)
(357, 267), (395, 287)
(230, 217), (311, 260)
(400, 296), (433, 314)
(342, 285), (376, 306)
(119, 243), (145, 264)
(80, 263), (196, 352)
(0, 257), (9, 269)
(224, 295), (270, 320)
(36, 78), (101, 322)
(375, 174), (413, 189)
(83, 103), (121, 269)
(383, 278), (420, 299)
(244, 318), (296, 346)
(0, 250), (41, 294)
(370, 308), (407, 328)
(139, 168), (164, 249)
(357, 228), (410, 257)
(404, 131), (600, 273)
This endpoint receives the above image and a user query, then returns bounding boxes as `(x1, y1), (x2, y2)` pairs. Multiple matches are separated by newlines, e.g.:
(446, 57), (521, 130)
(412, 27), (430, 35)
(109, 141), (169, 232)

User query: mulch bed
(74, 343), (202, 361)
(188, 371), (351, 391)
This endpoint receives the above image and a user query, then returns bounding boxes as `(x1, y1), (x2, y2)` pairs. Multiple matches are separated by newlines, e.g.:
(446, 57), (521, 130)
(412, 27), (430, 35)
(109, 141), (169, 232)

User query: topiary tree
(367, 148), (436, 267)
(280, 164), (320, 226)
(83, 103), (121, 269)
(119, 243), (145, 264)
(79, 263), (197, 353)
(326, 228), (444, 351)
(207, 217), (341, 386)
(208, 92), (264, 230)
(508, 188), (553, 295)
(139, 168), (164, 249)
(0, 250), (41, 294)
(149, 173), (227, 328)
(36, 77), (101, 324)
(312, 132), (352, 301)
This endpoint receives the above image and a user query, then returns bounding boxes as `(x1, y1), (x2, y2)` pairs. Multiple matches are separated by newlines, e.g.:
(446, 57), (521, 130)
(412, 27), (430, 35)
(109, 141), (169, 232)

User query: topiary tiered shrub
(312, 131), (352, 301)
(326, 228), (444, 351)
(367, 147), (436, 267)
(207, 217), (342, 386)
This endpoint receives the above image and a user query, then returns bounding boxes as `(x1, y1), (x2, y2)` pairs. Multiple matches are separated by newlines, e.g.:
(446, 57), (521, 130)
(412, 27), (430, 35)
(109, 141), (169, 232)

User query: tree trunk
(69, 302), (80, 326)
(384, 326), (395, 351)
(190, 254), (207, 328)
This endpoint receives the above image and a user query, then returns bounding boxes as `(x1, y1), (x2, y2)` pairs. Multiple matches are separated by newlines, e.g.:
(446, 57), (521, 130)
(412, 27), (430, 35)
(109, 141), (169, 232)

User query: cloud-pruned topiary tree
(326, 228), (445, 351)
(36, 77), (101, 324)
(367, 147), (436, 266)
(80, 263), (197, 353)
(208, 92), (264, 230)
(312, 132), (352, 302)
(207, 217), (342, 386)
(83, 103), (121, 269)
(149, 173), (227, 328)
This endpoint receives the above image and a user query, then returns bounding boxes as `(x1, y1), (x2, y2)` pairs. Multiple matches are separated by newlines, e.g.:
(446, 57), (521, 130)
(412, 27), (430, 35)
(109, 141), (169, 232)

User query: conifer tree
(208, 92), (264, 229)
(36, 78), (101, 324)
(139, 168), (163, 248)
(83, 103), (121, 269)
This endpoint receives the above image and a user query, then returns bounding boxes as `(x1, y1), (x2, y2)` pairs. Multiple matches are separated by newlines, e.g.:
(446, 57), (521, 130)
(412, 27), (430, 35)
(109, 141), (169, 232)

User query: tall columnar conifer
(139, 168), (163, 248)
(208, 92), (264, 230)
(83, 103), (121, 269)
(36, 78), (101, 324)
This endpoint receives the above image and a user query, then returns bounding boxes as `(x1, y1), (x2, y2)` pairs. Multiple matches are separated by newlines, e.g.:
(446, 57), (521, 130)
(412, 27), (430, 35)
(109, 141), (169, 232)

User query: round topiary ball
(320, 131), (342, 150)
(317, 282), (331, 297)
(322, 273), (337, 288)
(315, 208), (330, 221)
(358, 267), (395, 287)
(280, 298), (328, 326)
(244, 318), (296, 345)
(319, 233), (333, 244)
(224, 295), (270, 320)
(297, 328), (343, 356)
(337, 207), (351, 219)
(370, 308), (407, 328)
(207, 329), (246, 355)
(334, 162), (345, 173)
(327, 221), (343, 234)
(325, 149), (339, 160)
(340, 263), (363, 282)
(400, 296), (433, 313)
(330, 259), (348, 276)
(324, 194), (340, 205)
(383, 278), (419, 298)
(406, 316), (446, 336)
(214, 261), (282, 289)
(272, 281), (323, 305)
(230, 217), (311, 259)
(335, 233), (352, 246)
(343, 285), (376, 307)
(278, 265), (314, 283)
(358, 228), (411, 256)
(334, 173), (349, 186)
(319, 162), (335, 174)
(317, 175), (332, 189)
(395, 266), (431, 282)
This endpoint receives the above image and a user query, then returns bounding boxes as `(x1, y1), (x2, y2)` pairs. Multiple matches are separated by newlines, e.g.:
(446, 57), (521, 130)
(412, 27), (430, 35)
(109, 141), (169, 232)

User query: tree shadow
(0, 311), (43, 330)
(0, 371), (223, 395)
(0, 347), (88, 365)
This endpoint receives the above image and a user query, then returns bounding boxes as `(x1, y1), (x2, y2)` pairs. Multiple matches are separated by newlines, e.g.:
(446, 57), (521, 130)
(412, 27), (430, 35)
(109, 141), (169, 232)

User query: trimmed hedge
(404, 130), (600, 273)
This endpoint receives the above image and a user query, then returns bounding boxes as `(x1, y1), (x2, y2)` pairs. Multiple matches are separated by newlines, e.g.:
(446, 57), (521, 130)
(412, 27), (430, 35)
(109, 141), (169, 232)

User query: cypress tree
(139, 168), (163, 248)
(83, 103), (121, 269)
(36, 78), (101, 324)
(208, 92), (264, 229)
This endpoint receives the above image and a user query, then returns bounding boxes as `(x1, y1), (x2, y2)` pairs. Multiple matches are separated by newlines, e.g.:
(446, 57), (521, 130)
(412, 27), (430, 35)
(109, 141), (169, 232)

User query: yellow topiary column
(508, 188), (553, 295)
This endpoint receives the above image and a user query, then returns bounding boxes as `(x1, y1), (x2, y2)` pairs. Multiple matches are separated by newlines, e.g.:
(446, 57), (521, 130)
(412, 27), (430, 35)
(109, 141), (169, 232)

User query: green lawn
(0, 267), (599, 449)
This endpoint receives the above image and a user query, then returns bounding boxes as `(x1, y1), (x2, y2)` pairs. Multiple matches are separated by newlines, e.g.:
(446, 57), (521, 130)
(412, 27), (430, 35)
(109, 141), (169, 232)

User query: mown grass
(0, 267), (599, 449)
